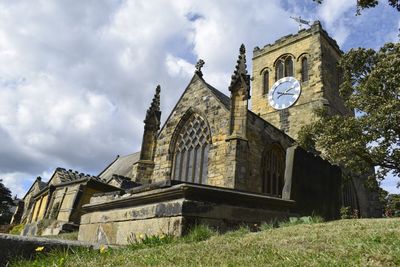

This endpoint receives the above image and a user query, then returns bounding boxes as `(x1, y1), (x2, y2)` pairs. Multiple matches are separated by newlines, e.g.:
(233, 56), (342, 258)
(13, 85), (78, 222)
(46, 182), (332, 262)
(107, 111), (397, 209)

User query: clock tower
(251, 21), (349, 139)
(251, 21), (382, 218)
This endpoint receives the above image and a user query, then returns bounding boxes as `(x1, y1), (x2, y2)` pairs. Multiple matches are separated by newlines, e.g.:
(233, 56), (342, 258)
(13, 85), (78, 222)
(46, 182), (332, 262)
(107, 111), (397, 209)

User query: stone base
(22, 220), (78, 237)
(79, 182), (296, 245)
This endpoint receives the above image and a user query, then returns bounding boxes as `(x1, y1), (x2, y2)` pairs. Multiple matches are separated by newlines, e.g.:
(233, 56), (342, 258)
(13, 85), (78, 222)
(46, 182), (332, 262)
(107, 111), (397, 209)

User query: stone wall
(152, 75), (231, 188)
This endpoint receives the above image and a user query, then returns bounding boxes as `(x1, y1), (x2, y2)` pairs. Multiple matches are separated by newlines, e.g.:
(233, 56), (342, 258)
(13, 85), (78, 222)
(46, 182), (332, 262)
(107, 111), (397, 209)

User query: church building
(20, 21), (381, 243)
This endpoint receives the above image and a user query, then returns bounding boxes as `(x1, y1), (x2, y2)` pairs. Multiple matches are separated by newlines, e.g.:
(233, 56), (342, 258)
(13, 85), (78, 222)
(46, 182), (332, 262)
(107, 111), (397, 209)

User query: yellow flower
(99, 245), (108, 254)
(139, 234), (145, 239)
(160, 234), (165, 239)
(35, 246), (44, 252)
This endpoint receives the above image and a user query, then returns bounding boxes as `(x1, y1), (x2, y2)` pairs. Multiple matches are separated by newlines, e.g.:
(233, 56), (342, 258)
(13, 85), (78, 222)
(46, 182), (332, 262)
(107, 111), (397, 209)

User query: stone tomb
(79, 146), (341, 245)
(79, 181), (294, 245)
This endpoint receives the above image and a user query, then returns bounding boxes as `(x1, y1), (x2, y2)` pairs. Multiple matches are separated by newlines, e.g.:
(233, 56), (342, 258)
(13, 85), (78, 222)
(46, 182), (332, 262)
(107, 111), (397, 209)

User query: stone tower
(251, 21), (348, 139)
(251, 21), (382, 217)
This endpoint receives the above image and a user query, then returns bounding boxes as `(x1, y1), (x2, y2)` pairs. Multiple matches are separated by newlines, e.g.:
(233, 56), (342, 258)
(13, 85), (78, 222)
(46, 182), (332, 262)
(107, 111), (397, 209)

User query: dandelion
(35, 246), (44, 252)
(139, 234), (145, 240)
(99, 245), (108, 254)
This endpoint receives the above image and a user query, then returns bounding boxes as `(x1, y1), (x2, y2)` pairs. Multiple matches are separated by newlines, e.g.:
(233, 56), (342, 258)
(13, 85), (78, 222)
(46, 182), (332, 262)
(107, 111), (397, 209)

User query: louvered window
(172, 114), (210, 184)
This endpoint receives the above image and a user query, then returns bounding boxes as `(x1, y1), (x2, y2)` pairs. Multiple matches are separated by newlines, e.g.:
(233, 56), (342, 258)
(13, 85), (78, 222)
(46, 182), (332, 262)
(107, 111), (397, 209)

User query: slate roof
(54, 167), (102, 183)
(204, 80), (231, 109)
(98, 152), (141, 181)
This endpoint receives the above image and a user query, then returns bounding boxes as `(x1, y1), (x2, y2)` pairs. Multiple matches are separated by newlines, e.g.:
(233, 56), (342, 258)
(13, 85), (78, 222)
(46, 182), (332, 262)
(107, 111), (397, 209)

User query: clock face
(268, 77), (301, 110)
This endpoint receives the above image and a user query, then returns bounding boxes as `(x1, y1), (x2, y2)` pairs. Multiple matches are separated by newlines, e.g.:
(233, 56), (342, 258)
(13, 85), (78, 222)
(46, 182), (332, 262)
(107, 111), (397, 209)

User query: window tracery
(172, 113), (210, 184)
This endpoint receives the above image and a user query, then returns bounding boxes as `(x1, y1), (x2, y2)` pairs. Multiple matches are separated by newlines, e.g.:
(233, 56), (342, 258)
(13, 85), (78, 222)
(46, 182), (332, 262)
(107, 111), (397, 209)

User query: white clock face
(268, 77), (301, 110)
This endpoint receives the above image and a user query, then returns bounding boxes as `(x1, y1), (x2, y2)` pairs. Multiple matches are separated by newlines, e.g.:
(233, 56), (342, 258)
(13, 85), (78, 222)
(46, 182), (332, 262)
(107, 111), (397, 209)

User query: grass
(11, 218), (400, 267)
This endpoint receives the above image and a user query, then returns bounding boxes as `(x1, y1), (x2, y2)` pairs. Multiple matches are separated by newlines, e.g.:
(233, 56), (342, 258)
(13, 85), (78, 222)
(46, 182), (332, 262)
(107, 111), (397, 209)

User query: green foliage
(128, 233), (175, 250)
(9, 223), (25, 235)
(313, 0), (400, 12)
(0, 179), (13, 224)
(385, 194), (400, 217)
(183, 224), (218, 242)
(12, 219), (400, 267)
(340, 206), (360, 219)
(299, 43), (400, 185)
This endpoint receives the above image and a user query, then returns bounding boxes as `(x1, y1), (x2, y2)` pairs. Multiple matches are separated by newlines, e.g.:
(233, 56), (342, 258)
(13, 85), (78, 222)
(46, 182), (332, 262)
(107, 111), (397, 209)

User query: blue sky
(0, 0), (399, 197)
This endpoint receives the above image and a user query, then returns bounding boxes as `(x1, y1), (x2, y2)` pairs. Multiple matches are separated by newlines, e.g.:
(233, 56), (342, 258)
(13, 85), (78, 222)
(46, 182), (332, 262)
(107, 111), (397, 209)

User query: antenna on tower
(290, 16), (311, 30)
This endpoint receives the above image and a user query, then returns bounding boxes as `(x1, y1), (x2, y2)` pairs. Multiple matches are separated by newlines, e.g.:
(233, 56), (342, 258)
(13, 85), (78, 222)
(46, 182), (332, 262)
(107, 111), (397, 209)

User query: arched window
(263, 71), (269, 94)
(301, 57), (308, 82)
(285, 57), (293, 77)
(276, 60), (284, 80)
(275, 55), (294, 81)
(172, 113), (210, 184)
(262, 144), (285, 197)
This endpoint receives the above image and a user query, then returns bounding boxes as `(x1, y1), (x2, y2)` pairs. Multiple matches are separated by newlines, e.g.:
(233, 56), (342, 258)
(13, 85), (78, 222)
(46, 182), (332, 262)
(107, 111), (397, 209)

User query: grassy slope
(14, 218), (400, 267)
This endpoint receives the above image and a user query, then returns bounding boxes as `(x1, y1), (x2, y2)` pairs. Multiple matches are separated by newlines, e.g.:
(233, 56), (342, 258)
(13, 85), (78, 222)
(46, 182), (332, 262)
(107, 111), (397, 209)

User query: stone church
(18, 21), (381, 243)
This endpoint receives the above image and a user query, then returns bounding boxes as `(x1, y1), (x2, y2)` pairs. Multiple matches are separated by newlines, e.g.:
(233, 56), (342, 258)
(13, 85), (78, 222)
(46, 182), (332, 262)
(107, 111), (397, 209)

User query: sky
(0, 0), (399, 198)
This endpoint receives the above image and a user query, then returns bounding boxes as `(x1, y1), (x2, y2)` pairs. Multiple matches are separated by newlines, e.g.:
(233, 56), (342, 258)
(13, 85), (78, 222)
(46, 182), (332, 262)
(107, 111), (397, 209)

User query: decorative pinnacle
(229, 44), (250, 92)
(195, 59), (205, 77)
(144, 85), (161, 126)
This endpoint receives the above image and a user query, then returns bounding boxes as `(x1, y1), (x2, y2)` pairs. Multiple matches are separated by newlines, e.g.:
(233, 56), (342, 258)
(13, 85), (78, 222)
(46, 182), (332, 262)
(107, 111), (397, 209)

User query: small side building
(22, 168), (120, 236)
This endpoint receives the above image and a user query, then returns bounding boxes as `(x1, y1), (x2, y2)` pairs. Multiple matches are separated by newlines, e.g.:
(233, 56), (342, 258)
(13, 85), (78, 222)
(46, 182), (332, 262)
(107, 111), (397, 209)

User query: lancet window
(301, 57), (309, 82)
(275, 55), (294, 80)
(263, 70), (269, 94)
(262, 144), (285, 197)
(172, 113), (210, 184)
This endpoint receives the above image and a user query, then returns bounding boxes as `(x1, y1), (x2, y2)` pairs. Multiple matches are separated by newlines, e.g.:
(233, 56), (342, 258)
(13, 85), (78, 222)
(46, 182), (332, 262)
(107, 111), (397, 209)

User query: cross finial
(195, 59), (205, 77)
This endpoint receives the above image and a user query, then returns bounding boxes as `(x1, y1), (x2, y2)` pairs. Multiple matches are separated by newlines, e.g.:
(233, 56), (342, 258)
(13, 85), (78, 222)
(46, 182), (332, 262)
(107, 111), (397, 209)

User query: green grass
(12, 218), (400, 267)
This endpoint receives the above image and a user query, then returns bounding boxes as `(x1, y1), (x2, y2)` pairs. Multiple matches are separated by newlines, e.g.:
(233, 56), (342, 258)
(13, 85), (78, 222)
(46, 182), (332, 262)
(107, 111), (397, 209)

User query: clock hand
(283, 86), (295, 94)
(277, 92), (294, 99)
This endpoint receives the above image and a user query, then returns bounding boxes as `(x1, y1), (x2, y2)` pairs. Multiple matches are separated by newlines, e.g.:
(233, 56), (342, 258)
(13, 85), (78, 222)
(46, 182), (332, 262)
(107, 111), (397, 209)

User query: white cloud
(165, 54), (193, 78)
(0, 0), (398, 197)
(317, 0), (354, 26)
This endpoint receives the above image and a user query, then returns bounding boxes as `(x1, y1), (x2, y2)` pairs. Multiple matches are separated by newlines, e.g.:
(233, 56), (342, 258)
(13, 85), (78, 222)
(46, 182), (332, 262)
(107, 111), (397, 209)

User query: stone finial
(229, 44), (250, 94)
(195, 59), (205, 77)
(144, 85), (161, 128)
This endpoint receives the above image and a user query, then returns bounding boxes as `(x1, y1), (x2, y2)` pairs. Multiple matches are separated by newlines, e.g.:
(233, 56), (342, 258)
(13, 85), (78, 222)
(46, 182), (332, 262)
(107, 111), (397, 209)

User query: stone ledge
(83, 182), (295, 212)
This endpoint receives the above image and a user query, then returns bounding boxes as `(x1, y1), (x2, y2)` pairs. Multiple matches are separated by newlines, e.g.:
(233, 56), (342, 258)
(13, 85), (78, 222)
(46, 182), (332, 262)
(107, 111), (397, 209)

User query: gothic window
(262, 144), (285, 197)
(172, 113), (211, 184)
(285, 57), (294, 77)
(301, 57), (309, 82)
(263, 71), (269, 94)
(276, 60), (284, 80)
(275, 55), (294, 81)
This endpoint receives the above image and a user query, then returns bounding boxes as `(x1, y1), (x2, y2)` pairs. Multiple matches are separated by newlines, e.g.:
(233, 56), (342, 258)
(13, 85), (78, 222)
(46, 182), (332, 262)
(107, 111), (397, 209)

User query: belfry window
(301, 57), (308, 82)
(172, 113), (210, 184)
(262, 144), (285, 197)
(263, 71), (269, 94)
(275, 55), (294, 80)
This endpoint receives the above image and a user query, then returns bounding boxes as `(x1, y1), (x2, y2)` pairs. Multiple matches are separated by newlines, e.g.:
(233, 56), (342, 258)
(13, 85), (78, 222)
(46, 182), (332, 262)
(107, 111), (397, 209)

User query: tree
(0, 179), (13, 224)
(298, 43), (400, 185)
(313, 0), (400, 13)
(385, 194), (400, 217)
